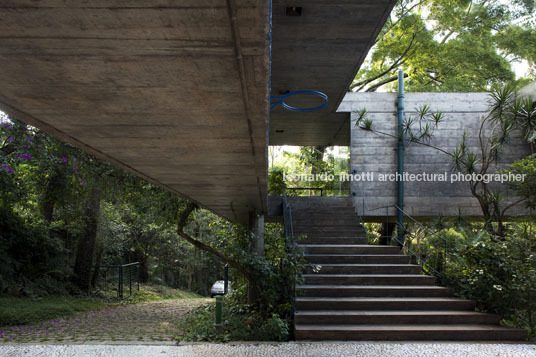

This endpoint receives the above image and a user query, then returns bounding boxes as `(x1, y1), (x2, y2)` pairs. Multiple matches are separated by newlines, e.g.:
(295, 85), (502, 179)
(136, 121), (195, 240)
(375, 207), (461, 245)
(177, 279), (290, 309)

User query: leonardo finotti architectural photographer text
(283, 172), (526, 184)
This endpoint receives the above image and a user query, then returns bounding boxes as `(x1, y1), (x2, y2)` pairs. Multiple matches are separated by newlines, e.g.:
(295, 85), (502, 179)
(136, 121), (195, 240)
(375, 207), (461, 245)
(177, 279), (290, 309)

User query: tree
(353, 0), (536, 93)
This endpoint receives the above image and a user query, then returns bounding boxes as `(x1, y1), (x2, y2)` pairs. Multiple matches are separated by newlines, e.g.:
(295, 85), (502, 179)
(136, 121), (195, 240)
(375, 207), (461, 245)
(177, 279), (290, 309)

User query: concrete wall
(338, 92), (532, 221)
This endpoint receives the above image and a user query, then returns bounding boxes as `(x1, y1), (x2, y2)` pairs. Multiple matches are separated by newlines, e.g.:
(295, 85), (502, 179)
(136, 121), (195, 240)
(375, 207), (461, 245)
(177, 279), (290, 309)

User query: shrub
(413, 224), (536, 338)
(268, 167), (286, 196)
(0, 207), (71, 296)
(176, 296), (289, 342)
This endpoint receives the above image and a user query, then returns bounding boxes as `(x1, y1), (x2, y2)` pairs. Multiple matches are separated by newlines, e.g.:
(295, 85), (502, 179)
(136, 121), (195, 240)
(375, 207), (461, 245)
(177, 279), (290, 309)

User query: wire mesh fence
(99, 262), (140, 299)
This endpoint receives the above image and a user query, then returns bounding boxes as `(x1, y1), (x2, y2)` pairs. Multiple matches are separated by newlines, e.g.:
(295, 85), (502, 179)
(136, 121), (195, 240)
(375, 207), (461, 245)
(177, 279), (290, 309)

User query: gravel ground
(1, 342), (535, 357)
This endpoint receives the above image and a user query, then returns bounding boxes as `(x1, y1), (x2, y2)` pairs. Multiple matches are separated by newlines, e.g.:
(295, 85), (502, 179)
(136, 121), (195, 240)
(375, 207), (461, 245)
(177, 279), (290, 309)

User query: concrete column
(249, 210), (264, 257)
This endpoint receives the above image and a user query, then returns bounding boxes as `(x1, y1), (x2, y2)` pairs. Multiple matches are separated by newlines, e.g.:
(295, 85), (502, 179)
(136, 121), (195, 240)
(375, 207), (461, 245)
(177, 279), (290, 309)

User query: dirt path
(0, 299), (209, 344)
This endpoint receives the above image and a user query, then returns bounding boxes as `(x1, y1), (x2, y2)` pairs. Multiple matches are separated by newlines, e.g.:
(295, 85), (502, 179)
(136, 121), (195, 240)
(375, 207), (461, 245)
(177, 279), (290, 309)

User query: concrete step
(294, 310), (501, 325)
(301, 237), (368, 245)
(303, 274), (436, 286)
(297, 285), (453, 297)
(295, 297), (475, 311)
(292, 218), (362, 225)
(293, 224), (364, 231)
(304, 264), (422, 275)
(289, 204), (527, 342)
(297, 231), (365, 238)
(305, 254), (410, 264)
(301, 245), (401, 255)
(294, 324), (528, 341)
(292, 213), (358, 220)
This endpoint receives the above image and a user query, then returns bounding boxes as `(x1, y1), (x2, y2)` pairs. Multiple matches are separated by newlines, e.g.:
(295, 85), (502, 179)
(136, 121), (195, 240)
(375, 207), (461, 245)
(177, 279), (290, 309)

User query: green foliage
(196, 219), (303, 317)
(119, 284), (201, 304)
(404, 106), (445, 142)
(404, 221), (536, 337)
(504, 154), (536, 208)
(353, 0), (535, 93)
(0, 206), (72, 296)
(269, 146), (351, 197)
(177, 296), (289, 342)
(449, 226), (536, 336)
(268, 167), (286, 196)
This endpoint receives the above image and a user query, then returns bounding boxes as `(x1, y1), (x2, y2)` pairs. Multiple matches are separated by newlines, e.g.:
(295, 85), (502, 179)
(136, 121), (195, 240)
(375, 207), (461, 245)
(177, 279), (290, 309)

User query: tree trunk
(310, 146), (326, 176)
(91, 245), (103, 288)
(41, 193), (55, 224)
(41, 168), (62, 224)
(134, 247), (150, 283)
(73, 181), (102, 290)
(139, 256), (150, 283)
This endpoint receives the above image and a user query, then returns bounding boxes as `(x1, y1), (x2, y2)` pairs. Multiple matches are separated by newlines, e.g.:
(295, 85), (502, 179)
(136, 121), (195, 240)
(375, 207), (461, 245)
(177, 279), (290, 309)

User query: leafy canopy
(353, 0), (536, 92)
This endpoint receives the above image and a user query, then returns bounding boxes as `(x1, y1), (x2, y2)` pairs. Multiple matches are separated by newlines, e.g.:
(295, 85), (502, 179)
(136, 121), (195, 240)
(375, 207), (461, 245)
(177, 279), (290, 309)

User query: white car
(210, 280), (231, 297)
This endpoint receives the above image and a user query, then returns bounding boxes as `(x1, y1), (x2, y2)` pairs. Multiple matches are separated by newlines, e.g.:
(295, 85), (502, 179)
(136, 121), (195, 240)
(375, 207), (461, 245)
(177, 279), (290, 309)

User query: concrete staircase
(292, 202), (527, 341)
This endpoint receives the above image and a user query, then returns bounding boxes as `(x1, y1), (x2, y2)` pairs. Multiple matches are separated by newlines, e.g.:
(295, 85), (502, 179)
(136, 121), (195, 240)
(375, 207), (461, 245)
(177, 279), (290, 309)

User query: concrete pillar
(254, 213), (265, 257)
(249, 210), (264, 257)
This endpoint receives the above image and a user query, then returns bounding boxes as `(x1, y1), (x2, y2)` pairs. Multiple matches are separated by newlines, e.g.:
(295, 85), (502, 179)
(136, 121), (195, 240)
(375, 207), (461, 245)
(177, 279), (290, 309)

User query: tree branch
(374, 0), (428, 45)
(366, 73), (409, 92)
(501, 197), (527, 217)
(177, 201), (252, 280)
(359, 126), (454, 157)
(351, 33), (418, 91)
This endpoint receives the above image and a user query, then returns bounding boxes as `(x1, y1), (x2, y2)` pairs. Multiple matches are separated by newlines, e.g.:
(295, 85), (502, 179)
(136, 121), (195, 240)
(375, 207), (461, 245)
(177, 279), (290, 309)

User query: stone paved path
(0, 299), (209, 344)
(1, 342), (536, 357)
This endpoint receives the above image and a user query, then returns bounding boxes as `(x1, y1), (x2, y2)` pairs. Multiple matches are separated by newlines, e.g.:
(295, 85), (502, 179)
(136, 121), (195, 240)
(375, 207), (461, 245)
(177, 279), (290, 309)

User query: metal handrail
(353, 197), (369, 239)
(390, 205), (469, 290)
(394, 205), (449, 244)
(286, 187), (323, 196)
(393, 204), (451, 276)
(391, 231), (444, 278)
(281, 193), (297, 323)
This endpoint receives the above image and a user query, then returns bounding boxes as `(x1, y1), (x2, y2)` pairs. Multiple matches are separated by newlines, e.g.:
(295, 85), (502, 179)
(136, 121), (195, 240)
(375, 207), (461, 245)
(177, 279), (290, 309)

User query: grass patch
(0, 284), (201, 327)
(122, 284), (201, 303)
(0, 296), (107, 326)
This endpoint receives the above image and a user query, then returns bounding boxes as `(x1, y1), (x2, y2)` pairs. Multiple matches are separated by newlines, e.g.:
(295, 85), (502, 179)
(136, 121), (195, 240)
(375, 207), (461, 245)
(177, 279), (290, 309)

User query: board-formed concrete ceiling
(0, 0), (269, 224)
(0, 0), (395, 224)
(270, 0), (396, 146)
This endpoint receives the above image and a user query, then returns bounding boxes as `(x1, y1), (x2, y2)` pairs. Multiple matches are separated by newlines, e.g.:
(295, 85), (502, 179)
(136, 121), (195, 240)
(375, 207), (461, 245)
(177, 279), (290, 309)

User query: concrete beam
(0, 0), (270, 225)
(270, 0), (397, 146)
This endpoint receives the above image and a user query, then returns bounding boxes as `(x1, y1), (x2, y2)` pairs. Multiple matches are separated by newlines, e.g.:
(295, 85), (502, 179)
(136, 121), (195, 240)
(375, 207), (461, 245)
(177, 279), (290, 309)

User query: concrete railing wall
(338, 92), (532, 220)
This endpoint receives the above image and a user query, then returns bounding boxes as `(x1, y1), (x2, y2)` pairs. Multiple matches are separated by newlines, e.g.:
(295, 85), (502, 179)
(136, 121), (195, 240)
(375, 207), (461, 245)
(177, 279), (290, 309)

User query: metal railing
(391, 205), (466, 287)
(285, 180), (351, 197)
(281, 193), (297, 321)
(286, 187), (324, 196)
(100, 262), (141, 299)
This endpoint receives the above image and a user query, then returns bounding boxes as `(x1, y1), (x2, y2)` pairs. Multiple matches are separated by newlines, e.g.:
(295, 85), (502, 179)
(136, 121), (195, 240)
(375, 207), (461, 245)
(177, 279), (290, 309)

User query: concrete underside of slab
(269, 0), (397, 146)
(0, 1), (397, 224)
(0, 0), (269, 224)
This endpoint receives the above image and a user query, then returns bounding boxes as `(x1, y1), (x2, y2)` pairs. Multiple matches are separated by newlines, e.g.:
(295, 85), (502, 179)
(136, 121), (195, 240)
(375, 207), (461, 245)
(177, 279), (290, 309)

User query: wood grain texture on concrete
(338, 92), (532, 219)
(0, 0), (269, 224)
(269, 0), (397, 146)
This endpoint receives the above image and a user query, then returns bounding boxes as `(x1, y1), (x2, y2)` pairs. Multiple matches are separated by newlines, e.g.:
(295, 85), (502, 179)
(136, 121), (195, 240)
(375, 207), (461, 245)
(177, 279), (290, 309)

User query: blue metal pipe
(396, 70), (406, 247)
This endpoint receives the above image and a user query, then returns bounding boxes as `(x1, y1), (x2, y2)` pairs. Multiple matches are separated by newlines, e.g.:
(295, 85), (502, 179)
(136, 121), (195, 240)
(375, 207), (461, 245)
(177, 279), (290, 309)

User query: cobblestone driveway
(0, 299), (208, 344)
